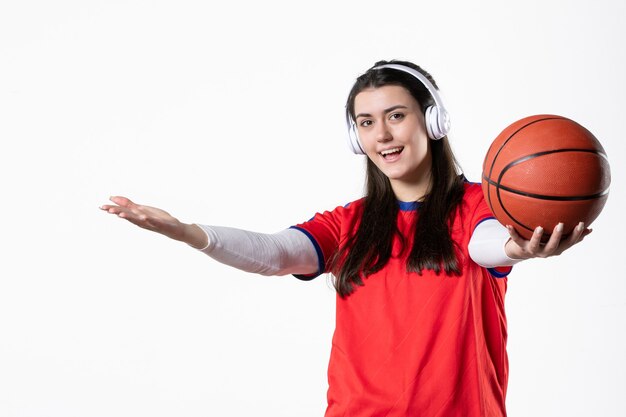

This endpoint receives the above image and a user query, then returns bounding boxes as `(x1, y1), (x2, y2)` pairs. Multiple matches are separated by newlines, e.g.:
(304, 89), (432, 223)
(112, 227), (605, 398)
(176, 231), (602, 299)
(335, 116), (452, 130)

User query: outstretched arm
(100, 196), (319, 276)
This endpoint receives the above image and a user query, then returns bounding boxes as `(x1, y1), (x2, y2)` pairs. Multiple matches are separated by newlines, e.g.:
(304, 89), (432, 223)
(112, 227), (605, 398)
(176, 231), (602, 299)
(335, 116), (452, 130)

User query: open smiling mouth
(380, 147), (404, 160)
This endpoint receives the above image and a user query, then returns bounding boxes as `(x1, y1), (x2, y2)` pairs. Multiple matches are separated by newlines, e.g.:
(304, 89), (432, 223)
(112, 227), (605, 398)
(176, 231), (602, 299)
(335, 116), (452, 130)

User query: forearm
(191, 225), (319, 276)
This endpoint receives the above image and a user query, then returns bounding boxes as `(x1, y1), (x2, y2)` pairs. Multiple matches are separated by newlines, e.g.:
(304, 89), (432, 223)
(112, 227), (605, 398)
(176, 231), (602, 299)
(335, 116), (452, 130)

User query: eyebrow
(355, 105), (409, 119)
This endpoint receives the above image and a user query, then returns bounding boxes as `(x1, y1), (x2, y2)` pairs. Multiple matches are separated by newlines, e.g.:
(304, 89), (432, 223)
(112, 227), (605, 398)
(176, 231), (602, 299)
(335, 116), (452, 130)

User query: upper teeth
(381, 147), (402, 156)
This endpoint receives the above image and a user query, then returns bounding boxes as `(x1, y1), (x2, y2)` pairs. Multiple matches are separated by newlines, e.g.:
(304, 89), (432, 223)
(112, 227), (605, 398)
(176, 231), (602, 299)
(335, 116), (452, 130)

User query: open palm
(100, 196), (185, 241)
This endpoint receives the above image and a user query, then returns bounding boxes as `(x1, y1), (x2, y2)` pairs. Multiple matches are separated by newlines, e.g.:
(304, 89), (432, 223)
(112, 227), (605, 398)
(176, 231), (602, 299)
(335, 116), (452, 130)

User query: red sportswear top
(292, 182), (511, 417)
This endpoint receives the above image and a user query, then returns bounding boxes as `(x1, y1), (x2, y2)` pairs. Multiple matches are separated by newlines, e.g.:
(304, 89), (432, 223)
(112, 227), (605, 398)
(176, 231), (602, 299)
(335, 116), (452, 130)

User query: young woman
(101, 60), (589, 416)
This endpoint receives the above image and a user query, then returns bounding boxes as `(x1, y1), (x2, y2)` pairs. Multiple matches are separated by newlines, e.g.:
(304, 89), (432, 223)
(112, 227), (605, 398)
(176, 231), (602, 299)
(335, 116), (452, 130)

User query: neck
(390, 171), (432, 202)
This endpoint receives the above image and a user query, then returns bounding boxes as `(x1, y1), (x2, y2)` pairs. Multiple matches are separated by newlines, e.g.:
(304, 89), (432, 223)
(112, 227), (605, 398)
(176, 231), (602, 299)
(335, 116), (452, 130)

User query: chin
(381, 165), (410, 177)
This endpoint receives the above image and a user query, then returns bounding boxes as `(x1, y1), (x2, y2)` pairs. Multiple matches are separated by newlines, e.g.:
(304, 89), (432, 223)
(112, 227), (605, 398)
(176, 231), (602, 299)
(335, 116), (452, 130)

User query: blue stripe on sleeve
(289, 226), (325, 281)
(487, 267), (512, 278)
(473, 216), (496, 232)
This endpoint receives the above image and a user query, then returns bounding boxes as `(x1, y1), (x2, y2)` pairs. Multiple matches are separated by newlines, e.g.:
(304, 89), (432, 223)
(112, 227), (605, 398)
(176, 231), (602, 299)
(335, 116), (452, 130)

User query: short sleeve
(289, 201), (359, 280)
(465, 183), (496, 231)
(465, 182), (513, 278)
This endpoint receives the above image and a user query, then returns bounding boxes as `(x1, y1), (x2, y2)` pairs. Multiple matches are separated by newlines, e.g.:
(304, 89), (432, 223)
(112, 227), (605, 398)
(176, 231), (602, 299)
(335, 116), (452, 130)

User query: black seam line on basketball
(482, 176), (610, 201)
(485, 116), (564, 218)
(501, 148), (609, 173)
(495, 148), (609, 201)
(492, 178), (541, 233)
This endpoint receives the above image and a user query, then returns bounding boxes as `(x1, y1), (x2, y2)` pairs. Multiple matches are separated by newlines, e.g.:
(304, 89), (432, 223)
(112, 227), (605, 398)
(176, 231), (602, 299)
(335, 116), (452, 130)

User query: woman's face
(354, 85), (432, 198)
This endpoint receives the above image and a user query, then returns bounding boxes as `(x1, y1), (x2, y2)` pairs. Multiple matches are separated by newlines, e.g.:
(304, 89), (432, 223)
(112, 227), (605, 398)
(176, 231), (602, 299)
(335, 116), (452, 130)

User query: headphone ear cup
(424, 105), (450, 140)
(347, 121), (366, 154)
(424, 106), (437, 140)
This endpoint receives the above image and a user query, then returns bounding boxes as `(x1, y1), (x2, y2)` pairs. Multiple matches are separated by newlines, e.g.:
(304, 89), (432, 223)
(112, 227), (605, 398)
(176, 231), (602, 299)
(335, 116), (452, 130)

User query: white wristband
(468, 219), (521, 268)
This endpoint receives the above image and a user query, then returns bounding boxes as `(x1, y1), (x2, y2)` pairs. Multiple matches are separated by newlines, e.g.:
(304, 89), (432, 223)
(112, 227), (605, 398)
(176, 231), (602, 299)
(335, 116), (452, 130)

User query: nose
(375, 121), (392, 143)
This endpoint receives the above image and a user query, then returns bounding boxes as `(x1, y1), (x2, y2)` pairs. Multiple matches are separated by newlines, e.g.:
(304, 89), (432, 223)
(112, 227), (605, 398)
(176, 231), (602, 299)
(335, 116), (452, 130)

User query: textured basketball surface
(482, 115), (611, 240)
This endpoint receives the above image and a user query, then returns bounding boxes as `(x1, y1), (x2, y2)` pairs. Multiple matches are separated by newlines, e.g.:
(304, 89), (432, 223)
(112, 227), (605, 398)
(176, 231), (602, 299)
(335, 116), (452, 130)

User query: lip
(378, 146), (404, 162)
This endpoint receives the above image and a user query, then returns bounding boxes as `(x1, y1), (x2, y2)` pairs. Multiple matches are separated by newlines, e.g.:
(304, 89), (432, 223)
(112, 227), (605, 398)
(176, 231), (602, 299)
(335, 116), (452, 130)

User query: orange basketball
(482, 115), (611, 240)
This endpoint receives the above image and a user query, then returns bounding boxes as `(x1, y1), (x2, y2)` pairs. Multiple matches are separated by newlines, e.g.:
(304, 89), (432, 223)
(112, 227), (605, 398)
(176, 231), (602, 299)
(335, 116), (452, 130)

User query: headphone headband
(372, 64), (448, 116)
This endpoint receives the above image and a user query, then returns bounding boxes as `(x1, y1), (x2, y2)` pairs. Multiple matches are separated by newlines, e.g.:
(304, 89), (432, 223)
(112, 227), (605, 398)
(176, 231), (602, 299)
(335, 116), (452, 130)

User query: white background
(1, 0), (624, 416)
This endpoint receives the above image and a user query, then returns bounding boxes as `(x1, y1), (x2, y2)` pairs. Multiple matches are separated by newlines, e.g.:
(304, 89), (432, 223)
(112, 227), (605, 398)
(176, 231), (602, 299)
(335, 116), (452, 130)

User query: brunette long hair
(332, 60), (465, 298)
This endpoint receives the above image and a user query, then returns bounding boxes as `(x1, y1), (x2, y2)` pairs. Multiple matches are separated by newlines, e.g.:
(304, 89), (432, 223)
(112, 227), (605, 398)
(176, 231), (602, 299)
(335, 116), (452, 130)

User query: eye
(389, 112), (405, 121)
(359, 119), (373, 128)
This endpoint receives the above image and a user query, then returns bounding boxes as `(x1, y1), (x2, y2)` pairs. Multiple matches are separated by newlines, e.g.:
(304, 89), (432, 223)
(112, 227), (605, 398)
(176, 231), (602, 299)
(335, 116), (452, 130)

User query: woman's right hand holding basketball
(100, 196), (208, 248)
(504, 221), (591, 260)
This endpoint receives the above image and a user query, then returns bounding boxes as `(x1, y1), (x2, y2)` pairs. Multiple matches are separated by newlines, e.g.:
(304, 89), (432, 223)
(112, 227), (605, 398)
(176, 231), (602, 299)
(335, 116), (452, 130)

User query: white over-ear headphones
(346, 63), (451, 155)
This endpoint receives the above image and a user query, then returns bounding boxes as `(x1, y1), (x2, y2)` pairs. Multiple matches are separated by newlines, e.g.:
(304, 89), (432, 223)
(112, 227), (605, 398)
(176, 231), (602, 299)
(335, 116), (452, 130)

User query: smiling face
(354, 85), (433, 201)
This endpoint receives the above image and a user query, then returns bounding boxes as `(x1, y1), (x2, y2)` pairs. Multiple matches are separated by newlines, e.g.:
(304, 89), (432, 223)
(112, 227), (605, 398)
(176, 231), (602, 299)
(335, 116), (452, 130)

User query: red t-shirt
(292, 182), (511, 417)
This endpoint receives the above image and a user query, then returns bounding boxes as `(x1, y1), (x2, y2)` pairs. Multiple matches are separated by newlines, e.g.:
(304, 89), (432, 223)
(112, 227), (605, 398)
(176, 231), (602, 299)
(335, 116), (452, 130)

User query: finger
(565, 222), (586, 246)
(542, 223), (564, 254)
(109, 196), (136, 208)
(100, 204), (124, 215)
(101, 203), (148, 224)
(549, 222), (591, 256)
(527, 226), (544, 254)
(101, 202), (136, 216)
(576, 228), (592, 244)
(100, 203), (128, 211)
(105, 206), (136, 219)
(506, 225), (527, 247)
